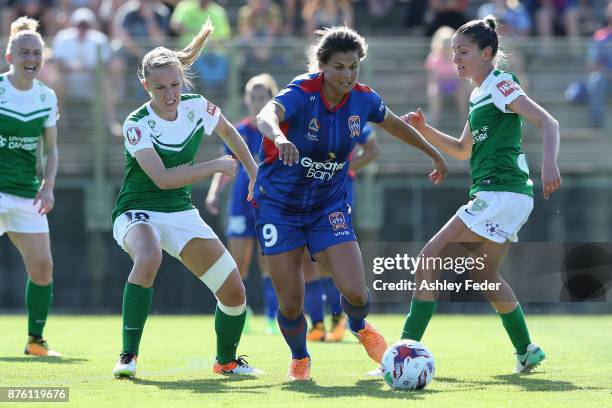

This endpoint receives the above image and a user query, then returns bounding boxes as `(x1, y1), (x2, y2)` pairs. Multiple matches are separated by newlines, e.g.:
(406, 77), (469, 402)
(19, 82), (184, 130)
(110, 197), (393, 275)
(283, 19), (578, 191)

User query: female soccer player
(304, 123), (379, 343)
(206, 73), (280, 335)
(255, 26), (448, 380)
(400, 16), (561, 373)
(111, 20), (261, 378)
(1, 17), (60, 357)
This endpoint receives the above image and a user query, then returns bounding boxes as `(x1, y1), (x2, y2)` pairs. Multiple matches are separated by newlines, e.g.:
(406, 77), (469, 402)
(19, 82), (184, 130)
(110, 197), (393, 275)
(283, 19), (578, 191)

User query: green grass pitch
(1, 314), (610, 407)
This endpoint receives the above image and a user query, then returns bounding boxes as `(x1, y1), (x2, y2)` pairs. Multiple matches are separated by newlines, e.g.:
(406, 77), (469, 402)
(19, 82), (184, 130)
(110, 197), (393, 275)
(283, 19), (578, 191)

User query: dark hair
(456, 16), (499, 58)
(307, 26), (368, 73)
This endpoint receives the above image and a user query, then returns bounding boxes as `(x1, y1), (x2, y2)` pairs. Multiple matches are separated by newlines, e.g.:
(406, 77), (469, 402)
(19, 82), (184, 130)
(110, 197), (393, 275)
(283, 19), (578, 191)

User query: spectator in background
(113, 0), (170, 57)
(478, 0), (531, 37)
(425, 0), (469, 36)
(282, 0), (307, 35)
(238, 0), (283, 83)
(302, 0), (354, 36)
(52, 8), (122, 135)
(112, 0), (170, 101)
(425, 26), (468, 126)
(525, 0), (579, 47)
(586, 2), (612, 128)
(478, 1), (531, 88)
(4, 0), (57, 37)
(170, 0), (231, 89)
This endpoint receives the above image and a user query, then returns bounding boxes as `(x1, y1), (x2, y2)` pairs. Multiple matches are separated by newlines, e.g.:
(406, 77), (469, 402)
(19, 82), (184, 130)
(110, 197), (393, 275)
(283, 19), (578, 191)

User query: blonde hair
(245, 73), (279, 99)
(139, 19), (214, 89)
(7, 17), (44, 55)
(431, 26), (455, 53)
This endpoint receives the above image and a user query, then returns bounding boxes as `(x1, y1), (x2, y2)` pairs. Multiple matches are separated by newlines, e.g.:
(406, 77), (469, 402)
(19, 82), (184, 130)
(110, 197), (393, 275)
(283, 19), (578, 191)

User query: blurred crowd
(1, 0), (610, 128)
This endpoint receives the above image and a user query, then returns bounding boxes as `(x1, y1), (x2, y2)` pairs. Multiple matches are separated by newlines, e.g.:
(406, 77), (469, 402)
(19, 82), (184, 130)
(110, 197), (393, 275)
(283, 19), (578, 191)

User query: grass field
(0, 314), (610, 407)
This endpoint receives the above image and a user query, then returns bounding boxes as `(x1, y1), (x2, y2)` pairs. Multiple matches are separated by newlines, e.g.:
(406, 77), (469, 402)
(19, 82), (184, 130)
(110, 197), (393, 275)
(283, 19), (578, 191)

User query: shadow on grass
(281, 378), (440, 400)
(436, 375), (603, 392)
(131, 375), (270, 394)
(0, 357), (87, 364)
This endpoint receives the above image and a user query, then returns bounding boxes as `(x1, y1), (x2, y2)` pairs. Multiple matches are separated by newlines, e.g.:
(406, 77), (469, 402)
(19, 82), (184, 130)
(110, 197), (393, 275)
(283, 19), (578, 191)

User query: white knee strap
(217, 301), (246, 316)
(199, 250), (237, 293)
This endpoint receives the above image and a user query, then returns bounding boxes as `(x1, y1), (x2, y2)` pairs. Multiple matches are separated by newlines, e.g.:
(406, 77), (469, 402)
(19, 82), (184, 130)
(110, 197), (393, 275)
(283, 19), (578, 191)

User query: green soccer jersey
(468, 69), (533, 198)
(111, 94), (221, 223)
(0, 73), (59, 198)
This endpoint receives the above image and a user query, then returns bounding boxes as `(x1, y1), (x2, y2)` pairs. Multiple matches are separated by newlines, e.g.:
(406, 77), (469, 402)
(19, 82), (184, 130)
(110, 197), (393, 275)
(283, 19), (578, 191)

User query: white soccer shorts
(113, 208), (218, 259)
(0, 191), (49, 235)
(456, 191), (533, 243)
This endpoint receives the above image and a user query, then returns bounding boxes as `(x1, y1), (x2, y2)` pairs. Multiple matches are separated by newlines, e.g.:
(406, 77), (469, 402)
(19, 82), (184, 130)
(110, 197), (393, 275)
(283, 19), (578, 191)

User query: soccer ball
(380, 339), (435, 390)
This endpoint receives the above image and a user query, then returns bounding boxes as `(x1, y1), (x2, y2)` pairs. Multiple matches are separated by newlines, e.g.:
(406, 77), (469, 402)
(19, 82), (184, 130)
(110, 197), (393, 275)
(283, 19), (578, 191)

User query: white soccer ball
(380, 339), (435, 390)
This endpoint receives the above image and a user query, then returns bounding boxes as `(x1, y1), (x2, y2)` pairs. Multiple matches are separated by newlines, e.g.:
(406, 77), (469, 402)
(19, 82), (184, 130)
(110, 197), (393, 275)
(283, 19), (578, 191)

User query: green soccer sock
(26, 279), (53, 337)
(215, 305), (246, 365)
(401, 298), (438, 341)
(122, 282), (153, 355)
(499, 304), (531, 355)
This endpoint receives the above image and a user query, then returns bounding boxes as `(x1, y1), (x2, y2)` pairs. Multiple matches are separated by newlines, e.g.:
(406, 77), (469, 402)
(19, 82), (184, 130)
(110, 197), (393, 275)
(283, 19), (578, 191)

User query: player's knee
(133, 249), (162, 280)
(28, 256), (53, 285)
(200, 250), (238, 296)
(342, 288), (368, 307)
(279, 300), (302, 319)
(217, 275), (246, 306)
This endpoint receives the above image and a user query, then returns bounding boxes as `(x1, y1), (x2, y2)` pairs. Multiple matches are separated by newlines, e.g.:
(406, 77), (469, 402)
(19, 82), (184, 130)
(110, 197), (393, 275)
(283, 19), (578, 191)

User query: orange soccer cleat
(306, 322), (326, 342)
(24, 337), (61, 357)
(324, 314), (346, 342)
(352, 322), (387, 364)
(287, 357), (311, 381)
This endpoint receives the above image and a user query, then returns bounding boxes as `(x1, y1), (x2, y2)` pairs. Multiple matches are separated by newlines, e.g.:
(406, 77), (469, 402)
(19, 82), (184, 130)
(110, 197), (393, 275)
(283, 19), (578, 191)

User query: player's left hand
(34, 183), (55, 215)
(541, 159), (561, 199)
(429, 157), (448, 185)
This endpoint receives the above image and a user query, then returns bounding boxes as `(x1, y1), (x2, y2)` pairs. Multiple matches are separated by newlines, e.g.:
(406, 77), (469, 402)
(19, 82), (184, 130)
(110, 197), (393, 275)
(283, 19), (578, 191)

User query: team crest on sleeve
(126, 126), (143, 145)
(329, 211), (347, 232)
(496, 80), (520, 97)
(348, 115), (361, 138)
(206, 101), (217, 116)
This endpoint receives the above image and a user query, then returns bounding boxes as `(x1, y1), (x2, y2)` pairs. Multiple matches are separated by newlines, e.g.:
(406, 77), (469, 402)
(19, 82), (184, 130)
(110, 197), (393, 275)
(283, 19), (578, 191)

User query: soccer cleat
(324, 314), (346, 342)
(213, 355), (263, 375)
(306, 322), (326, 342)
(287, 357), (311, 381)
(514, 343), (546, 373)
(265, 317), (279, 335)
(113, 352), (137, 378)
(24, 336), (61, 357)
(351, 322), (387, 364)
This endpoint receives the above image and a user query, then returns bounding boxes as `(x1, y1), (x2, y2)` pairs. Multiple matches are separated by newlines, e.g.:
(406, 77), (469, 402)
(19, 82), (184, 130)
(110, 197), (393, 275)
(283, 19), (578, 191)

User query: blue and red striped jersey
(254, 72), (387, 215)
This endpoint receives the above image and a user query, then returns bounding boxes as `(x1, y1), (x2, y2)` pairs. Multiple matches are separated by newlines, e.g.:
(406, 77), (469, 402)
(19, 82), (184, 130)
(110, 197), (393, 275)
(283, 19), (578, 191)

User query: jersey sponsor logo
(329, 211), (348, 232)
(300, 154), (346, 181)
(126, 126), (143, 146)
(207, 102), (217, 116)
(496, 80), (520, 97)
(0, 135), (38, 150)
(471, 126), (489, 144)
(306, 117), (320, 141)
(348, 115), (361, 138)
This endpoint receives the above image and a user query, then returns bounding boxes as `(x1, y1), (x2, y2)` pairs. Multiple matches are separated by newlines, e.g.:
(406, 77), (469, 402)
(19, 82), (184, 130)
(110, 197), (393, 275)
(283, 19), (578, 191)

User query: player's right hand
(214, 155), (237, 178)
(275, 134), (299, 166)
(401, 108), (426, 132)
